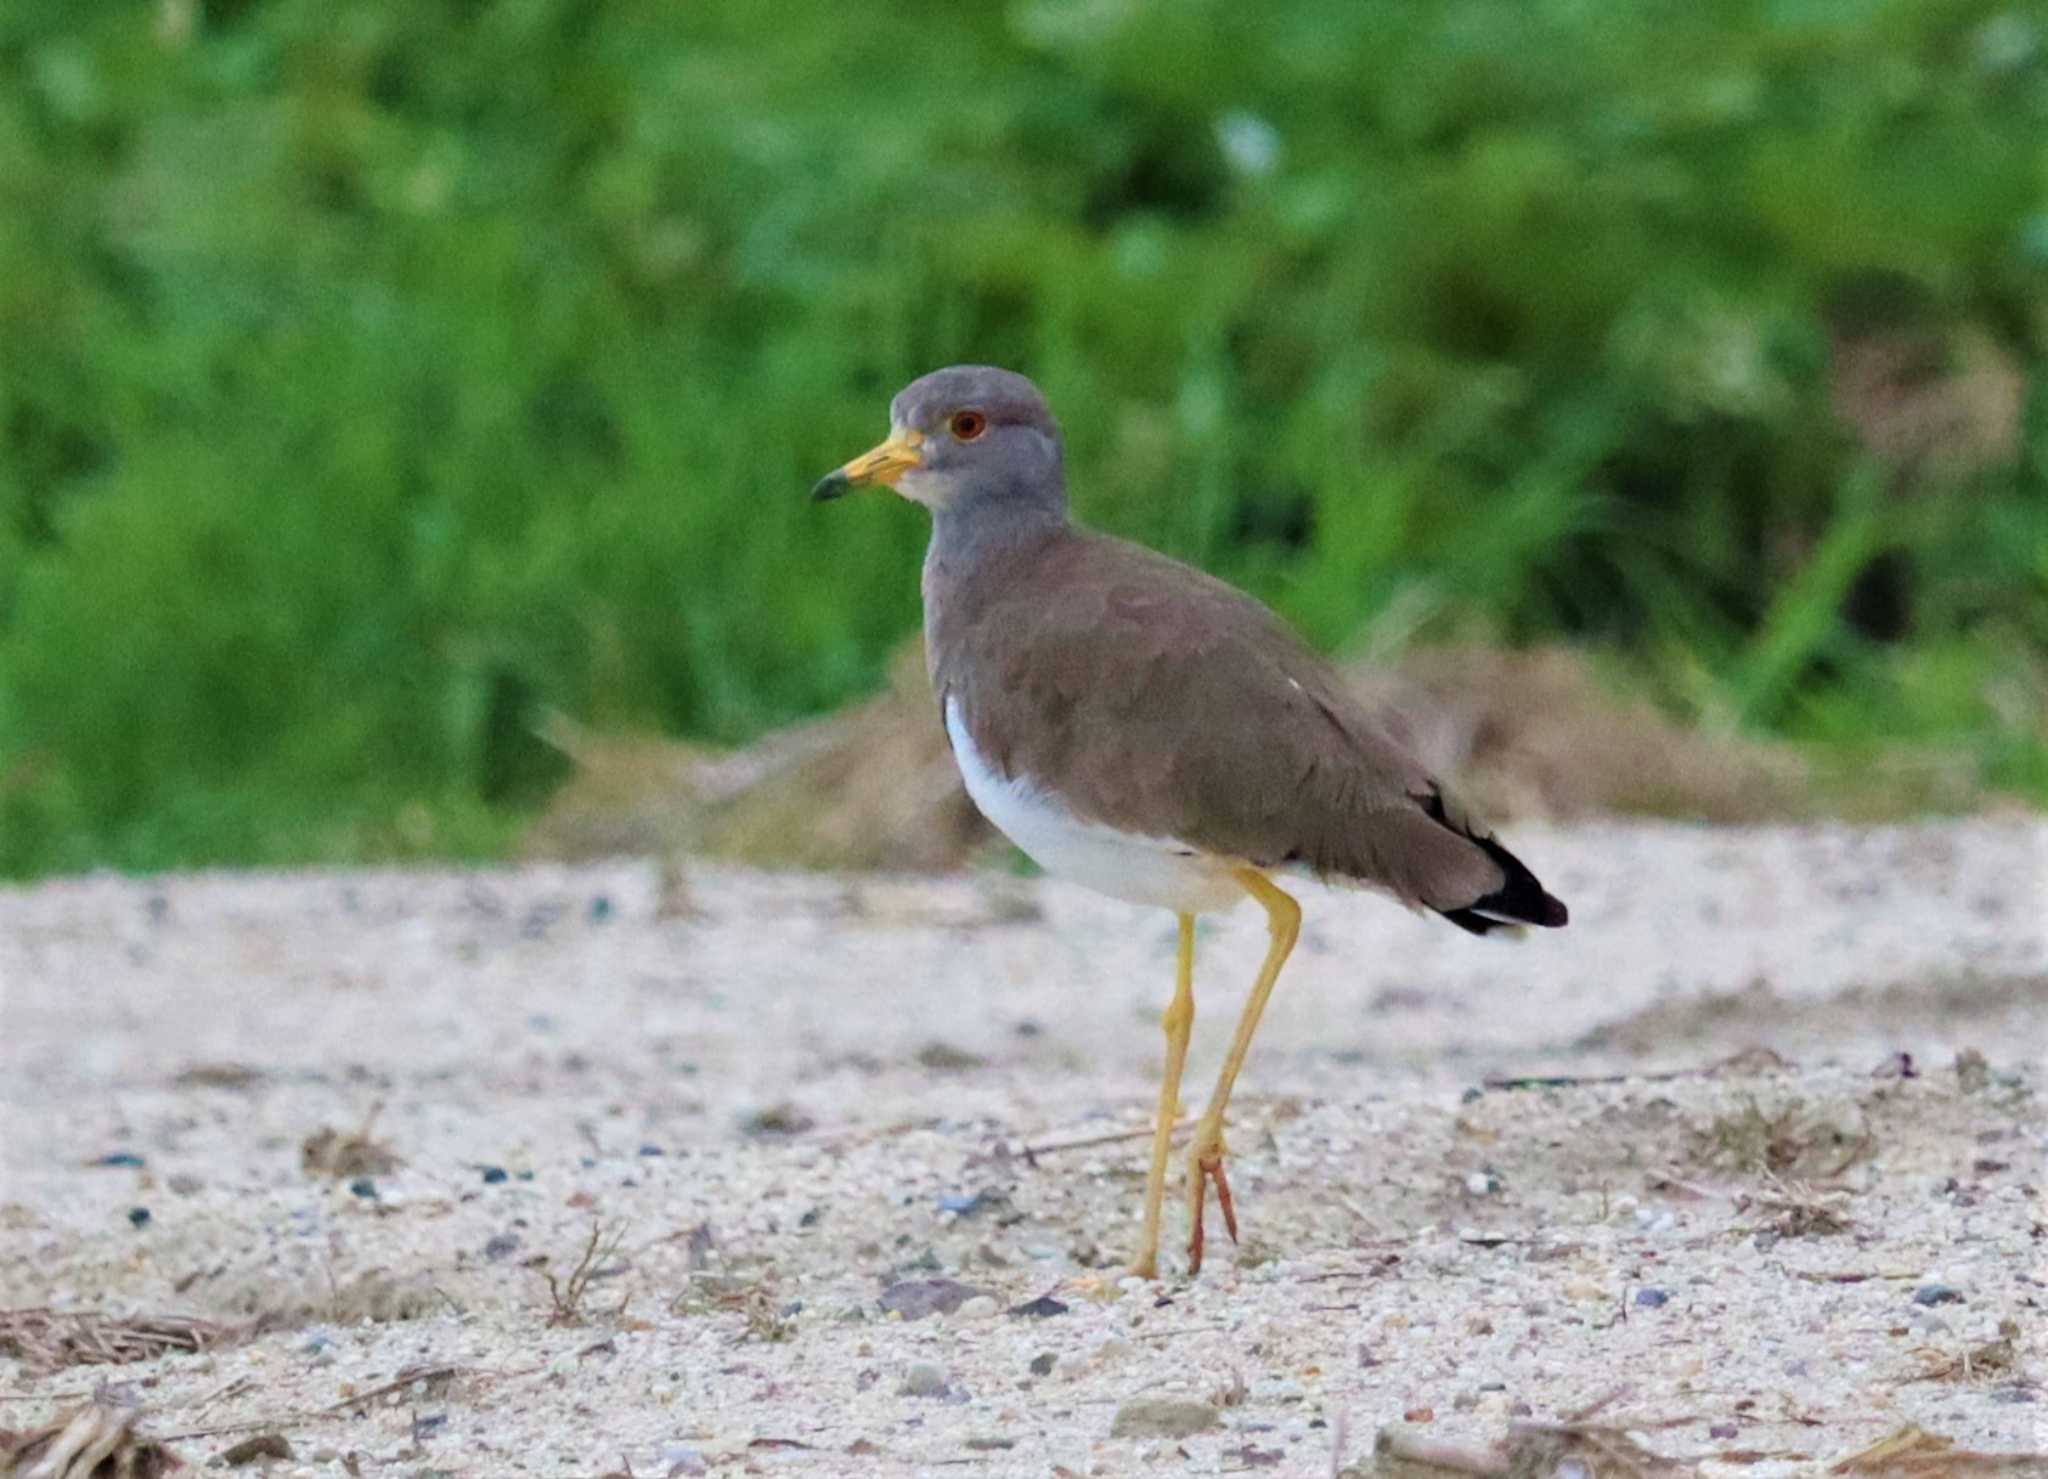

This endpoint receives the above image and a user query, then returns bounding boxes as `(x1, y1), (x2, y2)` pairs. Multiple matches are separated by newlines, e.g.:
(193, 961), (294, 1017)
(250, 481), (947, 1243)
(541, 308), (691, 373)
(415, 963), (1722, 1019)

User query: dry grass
(538, 1222), (629, 1327)
(1742, 1172), (1857, 1240)
(1346, 1411), (2048, 1478)
(1905, 1320), (2025, 1386)
(1692, 1097), (1876, 1181)
(1358, 1418), (1692, 1477)
(670, 1273), (797, 1345)
(0, 1312), (238, 1373)
(0, 1398), (182, 1478)
(526, 641), (1805, 871)
(1827, 1424), (2048, 1476)
(298, 1104), (399, 1180)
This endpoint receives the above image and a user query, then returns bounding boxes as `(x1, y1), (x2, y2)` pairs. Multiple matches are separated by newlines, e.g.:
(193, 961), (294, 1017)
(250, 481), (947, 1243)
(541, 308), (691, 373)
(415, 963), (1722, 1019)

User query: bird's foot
(1185, 1144), (1239, 1276)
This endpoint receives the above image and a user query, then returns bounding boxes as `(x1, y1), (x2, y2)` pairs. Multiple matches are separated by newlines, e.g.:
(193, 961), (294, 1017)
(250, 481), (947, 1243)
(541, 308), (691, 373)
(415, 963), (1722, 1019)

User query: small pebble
(126, 1206), (151, 1227)
(96, 1152), (146, 1168)
(897, 1361), (949, 1397)
(1028, 1352), (1056, 1376)
(1912, 1284), (1964, 1306)
(1710, 1422), (1739, 1439)
(1634, 1287), (1670, 1308)
(1110, 1397), (1221, 1438)
(347, 1177), (377, 1199)
(479, 1165), (509, 1184)
(220, 1433), (293, 1466)
(659, 1442), (707, 1475)
(1464, 1170), (1499, 1196)
(482, 1232), (521, 1261)
(1009, 1295), (1070, 1318)
(638, 1143), (664, 1157)
(956, 1295), (999, 1319)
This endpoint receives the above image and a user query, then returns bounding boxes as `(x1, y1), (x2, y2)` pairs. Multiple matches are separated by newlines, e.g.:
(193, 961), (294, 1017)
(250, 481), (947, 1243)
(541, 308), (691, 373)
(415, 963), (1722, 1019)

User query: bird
(813, 365), (1567, 1279)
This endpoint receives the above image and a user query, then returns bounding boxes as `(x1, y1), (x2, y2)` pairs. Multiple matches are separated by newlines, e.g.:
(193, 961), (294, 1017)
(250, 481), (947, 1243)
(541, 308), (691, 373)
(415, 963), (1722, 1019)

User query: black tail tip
(1436, 889), (1569, 937)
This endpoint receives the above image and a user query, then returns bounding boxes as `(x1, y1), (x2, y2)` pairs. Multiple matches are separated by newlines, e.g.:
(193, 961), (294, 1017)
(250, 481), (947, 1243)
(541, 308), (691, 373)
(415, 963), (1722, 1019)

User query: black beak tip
(810, 471), (852, 503)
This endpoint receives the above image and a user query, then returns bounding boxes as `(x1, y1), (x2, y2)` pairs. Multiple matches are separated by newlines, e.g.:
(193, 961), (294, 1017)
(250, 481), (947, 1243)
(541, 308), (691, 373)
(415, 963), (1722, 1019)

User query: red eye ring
(949, 410), (988, 441)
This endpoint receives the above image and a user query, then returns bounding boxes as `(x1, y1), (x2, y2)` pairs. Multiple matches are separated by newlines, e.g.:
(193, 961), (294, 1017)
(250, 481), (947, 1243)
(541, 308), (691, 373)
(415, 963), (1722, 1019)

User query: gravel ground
(2, 817), (2044, 1477)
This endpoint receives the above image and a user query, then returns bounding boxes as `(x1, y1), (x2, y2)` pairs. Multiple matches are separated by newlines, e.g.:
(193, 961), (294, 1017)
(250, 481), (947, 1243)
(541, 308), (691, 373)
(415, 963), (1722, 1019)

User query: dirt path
(3, 818), (2044, 1476)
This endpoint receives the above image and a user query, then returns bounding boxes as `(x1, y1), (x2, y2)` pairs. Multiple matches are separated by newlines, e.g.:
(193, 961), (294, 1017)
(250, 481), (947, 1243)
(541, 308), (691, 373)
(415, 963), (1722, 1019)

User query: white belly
(945, 698), (1247, 915)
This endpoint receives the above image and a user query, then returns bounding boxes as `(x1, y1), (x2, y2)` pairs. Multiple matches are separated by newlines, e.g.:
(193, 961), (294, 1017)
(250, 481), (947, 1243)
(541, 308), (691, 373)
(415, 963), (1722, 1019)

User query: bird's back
(928, 526), (1566, 932)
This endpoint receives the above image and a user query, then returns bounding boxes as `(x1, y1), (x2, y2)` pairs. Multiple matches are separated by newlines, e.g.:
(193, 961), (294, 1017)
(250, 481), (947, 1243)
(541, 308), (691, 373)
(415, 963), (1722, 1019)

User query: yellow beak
(811, 431), (924, 501)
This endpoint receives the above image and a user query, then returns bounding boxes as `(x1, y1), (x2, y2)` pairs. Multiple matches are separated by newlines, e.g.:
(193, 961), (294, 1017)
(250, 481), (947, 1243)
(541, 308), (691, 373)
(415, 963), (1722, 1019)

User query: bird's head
(811, 365), (1064, 516)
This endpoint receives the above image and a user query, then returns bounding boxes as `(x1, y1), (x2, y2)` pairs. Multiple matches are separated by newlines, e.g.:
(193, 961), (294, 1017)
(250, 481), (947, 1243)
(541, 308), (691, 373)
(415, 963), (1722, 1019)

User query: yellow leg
(1186, 869), (1301, 1274)
(1129, 913), (1197, 1280)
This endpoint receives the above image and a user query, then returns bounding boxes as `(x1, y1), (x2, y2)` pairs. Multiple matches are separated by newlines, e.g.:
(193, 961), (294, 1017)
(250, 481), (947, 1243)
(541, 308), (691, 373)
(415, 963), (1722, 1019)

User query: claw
(1212, 1155), (1239, 1244)
(1186, 1148), (1239, 1275)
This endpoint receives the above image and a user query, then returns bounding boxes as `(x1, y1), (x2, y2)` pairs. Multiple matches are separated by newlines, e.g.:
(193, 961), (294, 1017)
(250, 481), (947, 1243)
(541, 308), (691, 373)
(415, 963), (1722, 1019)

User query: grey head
(810, 365), (1066, 519)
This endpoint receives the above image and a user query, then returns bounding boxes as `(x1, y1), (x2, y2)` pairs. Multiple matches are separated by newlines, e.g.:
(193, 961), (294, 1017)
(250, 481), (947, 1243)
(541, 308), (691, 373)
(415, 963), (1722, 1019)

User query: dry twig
(0, 1312), (238, 1374)
(0, 1396), (182, 1478)
(540, 1222), (628, 1327)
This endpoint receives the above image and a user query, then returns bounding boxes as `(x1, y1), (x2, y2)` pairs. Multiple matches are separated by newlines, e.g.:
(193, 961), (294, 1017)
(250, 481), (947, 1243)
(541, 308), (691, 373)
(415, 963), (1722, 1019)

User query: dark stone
(126, 1206), (151, 1227)
(1009, 1295), (1070, 1318)
(1913, 1284), (1964, 1306)
(1634, 1287), (1670, 1308)
(221, 1434), (293, 1465)
(877, 1278), (991, 1321)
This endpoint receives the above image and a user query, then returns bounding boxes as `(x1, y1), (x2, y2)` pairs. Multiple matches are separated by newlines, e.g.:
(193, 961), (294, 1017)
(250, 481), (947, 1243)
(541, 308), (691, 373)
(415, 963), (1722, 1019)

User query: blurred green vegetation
(1, 0), (2044, 877)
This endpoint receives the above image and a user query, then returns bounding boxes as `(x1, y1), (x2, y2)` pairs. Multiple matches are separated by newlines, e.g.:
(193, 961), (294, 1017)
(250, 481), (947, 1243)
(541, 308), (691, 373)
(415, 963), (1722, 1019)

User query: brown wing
(933, 529), (1565, 928)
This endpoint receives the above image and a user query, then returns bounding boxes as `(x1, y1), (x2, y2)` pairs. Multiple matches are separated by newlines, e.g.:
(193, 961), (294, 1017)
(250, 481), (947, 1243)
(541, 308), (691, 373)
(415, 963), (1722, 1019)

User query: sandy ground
(2, 817), (2045, 1477)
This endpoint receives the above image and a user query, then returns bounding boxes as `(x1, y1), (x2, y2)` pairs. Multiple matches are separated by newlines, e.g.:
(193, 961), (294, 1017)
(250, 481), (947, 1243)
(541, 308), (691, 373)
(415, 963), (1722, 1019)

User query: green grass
(1, 0), (2043, 877)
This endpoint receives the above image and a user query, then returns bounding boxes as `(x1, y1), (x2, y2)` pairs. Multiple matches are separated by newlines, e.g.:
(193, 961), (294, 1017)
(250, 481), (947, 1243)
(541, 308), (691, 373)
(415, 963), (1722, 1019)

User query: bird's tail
(1420, 792), (1568, 937)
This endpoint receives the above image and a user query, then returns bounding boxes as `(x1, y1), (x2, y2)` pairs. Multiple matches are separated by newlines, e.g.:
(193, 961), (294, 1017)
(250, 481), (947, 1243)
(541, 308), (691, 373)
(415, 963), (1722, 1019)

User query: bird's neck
(922, 497), (1071, 658)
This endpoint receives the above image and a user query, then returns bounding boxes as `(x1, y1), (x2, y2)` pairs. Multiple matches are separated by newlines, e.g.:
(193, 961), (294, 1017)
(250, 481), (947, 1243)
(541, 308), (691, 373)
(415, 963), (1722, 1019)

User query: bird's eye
(948, 410), (988, 441)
